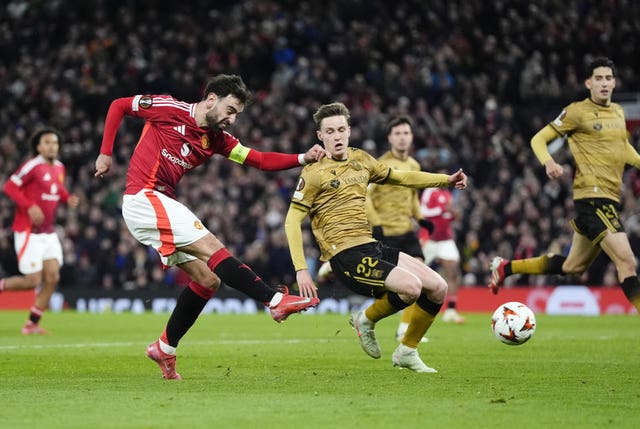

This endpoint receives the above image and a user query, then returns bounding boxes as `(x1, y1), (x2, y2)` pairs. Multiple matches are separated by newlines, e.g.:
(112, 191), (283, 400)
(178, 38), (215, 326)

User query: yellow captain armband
(228, 143), (250, 165)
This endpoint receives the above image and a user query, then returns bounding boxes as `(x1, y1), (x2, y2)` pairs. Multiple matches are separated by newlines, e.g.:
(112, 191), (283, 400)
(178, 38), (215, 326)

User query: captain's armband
(228, 143), (250, 165)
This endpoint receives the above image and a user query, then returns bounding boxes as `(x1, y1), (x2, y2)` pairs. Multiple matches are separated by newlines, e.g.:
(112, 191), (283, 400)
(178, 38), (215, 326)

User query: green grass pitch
(0, 310), (638, 429)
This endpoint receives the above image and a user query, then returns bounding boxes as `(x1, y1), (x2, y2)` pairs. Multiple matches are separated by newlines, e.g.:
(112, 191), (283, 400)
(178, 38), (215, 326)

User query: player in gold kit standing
(489, 57), (640, 312)
(364, 116), (439, 340)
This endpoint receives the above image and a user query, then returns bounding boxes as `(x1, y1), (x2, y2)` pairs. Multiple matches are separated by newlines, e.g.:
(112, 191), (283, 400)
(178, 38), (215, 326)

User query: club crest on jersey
(180, 142), (192, 157)
(201, 135), (210, 149)
(553, 109), (566, 126)
(593, 123), (602, 131)
(139, 96), (153, 109)
(330, 179), (340, 189)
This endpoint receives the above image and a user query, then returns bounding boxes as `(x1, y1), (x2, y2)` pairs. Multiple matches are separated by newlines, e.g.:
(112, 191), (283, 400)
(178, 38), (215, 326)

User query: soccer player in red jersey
(95, 74), (325, 379)
(418, 187), (464, 323)
(0, 128), (79, 334)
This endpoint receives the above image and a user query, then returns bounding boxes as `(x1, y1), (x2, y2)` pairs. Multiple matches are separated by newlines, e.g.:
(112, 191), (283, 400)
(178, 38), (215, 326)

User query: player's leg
(349, 265), (419, 359)
(560, 232), (600, 275)
(360, 252), (426, 329)
(440, 258), (464, 323)
(437, 239), (464, 323)
(162, 259), (219, 348)
(394, 238), (435, 340)
(21, 258), (60, 335)
(25, 233), (64, 334)
(599, 232), (640, 311)
(334, 244), (410, 359)
(391, 253), (446, 373)
(146, 259), (219, 380)
(124, 190), (318, 323)
(1, 231), (43, 292)
(0, 272), (41, 291)
(396, 254), (446, 343)
(6, 232), (52, 334)
(396, 304), (412, 341)
(489, 232), (599, 294)
(181, 233), (318, 321)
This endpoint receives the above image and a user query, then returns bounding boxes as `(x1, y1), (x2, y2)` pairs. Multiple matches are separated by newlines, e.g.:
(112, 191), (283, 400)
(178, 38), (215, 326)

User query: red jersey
(419, 188), (454, 241)
(100, 95), (302, 198)
(3, 155), (69, 233)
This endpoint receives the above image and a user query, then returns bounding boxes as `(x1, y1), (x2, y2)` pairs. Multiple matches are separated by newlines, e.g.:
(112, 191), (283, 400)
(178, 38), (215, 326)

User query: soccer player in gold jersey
(285, 102), (467, 372)
(489, 57), (640, 312)
(366, 117), (462, 342)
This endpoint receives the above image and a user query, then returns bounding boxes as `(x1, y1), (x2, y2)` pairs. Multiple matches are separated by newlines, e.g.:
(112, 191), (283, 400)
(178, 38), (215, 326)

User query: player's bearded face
(206, 96), (243, 130)
(205, 106), (228, 130)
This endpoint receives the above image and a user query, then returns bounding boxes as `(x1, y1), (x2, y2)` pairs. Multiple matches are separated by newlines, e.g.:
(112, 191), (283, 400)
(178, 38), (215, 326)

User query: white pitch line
(0, 337), (351, 351)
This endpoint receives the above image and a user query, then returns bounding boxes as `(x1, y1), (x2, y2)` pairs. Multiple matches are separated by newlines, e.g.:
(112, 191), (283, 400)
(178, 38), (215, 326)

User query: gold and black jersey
(291, 148), (391, 261)
(366, 151), (421, 236)
(550, 98), (630, 202)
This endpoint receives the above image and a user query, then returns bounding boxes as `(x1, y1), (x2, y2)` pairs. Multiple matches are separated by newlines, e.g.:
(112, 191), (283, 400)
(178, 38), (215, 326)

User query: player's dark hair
(29, 127), (63, 154)
(313, 102), (351, 130)
(586, 56), (615, 78)
(203, 74), (252, 105)
(387, 115), (413, 136)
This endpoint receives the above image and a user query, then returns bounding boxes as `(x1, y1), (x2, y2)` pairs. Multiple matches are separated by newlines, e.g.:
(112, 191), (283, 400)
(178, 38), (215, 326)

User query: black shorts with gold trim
(381, 232), (423, 259)
(571, 198), (625, 245)
(329, 241), (399, 298)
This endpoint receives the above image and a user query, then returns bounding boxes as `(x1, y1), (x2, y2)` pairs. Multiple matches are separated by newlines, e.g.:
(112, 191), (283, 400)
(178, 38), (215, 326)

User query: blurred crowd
(1, 0), (640, 292)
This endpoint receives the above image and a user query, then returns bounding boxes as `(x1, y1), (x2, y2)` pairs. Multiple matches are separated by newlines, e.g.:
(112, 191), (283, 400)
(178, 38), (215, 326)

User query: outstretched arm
(284, 204), (318, 298)
(385, 169), (467, 189)
(236, 144), (327, 171)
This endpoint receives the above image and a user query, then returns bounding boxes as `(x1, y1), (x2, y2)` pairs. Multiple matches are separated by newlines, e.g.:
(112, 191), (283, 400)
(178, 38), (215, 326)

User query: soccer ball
(491, 301), (536, 345)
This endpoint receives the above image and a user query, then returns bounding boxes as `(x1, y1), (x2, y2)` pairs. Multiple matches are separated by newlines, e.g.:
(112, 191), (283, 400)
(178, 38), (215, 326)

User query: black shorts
(571, 198), (625, 244)
(382, 232), (423, 259)
(329, 241), (400, 298)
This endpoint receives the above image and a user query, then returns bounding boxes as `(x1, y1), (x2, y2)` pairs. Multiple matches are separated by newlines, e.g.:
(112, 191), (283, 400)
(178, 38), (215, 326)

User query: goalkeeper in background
(489, 56), (640, 313)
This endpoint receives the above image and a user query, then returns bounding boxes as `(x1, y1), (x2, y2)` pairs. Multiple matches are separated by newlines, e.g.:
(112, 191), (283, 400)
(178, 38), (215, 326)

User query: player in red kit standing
(417, 187), (465, 323)
(95, 74), (325, 379)
(0, 128), (79, 334)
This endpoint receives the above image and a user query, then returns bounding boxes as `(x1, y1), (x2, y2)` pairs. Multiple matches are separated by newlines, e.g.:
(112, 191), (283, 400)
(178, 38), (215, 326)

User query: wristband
(298, 153), (307, 165)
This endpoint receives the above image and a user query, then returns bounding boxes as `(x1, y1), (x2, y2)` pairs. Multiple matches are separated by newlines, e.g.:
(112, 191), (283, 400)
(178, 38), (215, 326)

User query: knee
(403, 276), (423, 302)
(24, 274), (43, 289)
(202, 275), (221, 290)
(561, 261), (585, 277)
(44, 272), (60, 286)
(192, 269), (221, 289)
(616, 255), (638, 277)
(429, 276), (448, 301)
